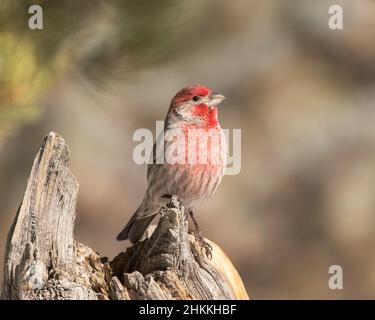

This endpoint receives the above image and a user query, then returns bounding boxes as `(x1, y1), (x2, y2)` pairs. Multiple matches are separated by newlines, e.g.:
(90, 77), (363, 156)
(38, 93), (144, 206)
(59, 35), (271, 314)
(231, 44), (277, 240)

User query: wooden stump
(1, 132), (249, 300)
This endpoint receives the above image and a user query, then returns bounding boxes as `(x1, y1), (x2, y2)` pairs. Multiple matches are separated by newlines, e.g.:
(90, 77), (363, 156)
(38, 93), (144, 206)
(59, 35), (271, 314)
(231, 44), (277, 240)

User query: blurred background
(1, 0), (375, 299)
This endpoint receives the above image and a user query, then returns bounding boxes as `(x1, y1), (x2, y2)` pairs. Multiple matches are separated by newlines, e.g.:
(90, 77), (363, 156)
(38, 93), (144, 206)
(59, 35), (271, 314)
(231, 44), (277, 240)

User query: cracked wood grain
(1, 132), (249, 300)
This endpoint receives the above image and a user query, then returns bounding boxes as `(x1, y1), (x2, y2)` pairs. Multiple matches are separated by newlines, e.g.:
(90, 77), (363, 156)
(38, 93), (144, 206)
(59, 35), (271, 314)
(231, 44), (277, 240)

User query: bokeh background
(1, 0), (375, 299)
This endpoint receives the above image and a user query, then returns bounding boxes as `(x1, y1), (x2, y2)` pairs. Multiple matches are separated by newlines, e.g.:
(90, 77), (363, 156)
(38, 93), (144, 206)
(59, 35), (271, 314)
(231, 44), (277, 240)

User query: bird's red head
(168, 84), (225, 129)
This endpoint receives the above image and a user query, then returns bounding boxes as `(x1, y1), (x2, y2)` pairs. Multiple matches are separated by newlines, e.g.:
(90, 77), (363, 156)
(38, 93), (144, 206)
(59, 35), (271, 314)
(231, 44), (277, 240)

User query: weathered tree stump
(1, 132), (249, 300)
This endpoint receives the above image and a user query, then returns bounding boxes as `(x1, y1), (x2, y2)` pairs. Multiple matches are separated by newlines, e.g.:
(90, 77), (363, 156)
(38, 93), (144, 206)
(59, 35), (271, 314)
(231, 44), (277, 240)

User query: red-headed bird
(117, 84), (226, 248)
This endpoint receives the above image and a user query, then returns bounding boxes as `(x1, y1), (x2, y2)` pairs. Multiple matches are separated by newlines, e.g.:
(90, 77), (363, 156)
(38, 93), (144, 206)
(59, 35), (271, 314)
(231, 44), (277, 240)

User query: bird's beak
(207, 92), (226, 106)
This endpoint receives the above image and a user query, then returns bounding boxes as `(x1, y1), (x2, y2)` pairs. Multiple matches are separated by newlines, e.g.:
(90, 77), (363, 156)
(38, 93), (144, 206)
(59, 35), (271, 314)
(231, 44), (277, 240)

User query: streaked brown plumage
(117, 84), (226, 243)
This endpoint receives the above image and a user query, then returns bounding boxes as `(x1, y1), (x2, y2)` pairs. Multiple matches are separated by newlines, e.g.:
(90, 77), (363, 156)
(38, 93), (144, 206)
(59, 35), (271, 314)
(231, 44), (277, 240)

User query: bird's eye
(192, 96), (200, 102)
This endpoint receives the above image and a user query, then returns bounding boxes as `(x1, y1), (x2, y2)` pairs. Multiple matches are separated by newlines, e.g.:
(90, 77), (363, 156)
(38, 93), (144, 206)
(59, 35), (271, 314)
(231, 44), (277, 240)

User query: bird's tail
(116, 198), (159, 243)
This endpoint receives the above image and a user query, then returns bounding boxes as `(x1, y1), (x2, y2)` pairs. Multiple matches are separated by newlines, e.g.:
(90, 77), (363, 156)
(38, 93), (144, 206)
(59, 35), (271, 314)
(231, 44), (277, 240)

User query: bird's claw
(159, 206), (168, 217)
(190, 229), (213, 260)
(201, 240), (213, 260)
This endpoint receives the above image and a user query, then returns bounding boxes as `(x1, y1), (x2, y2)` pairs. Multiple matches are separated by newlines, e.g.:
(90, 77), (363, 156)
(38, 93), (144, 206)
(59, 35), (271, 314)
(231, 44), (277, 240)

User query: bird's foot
(188, 210), (212, 259)
(189, 229), (213, 260)
(159, 206), (168, 217)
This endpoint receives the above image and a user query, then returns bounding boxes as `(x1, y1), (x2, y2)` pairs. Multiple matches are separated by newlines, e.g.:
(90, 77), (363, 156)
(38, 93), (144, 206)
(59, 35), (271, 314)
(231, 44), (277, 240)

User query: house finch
(117, 84), (226, 251)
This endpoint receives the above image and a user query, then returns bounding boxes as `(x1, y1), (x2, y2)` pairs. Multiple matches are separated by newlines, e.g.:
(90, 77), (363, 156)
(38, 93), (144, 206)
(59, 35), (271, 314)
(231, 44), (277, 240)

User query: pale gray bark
(1, 132), (248, 300)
